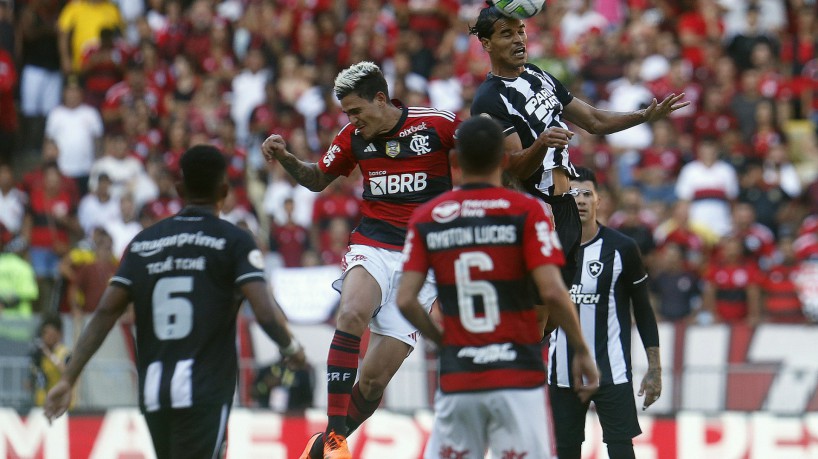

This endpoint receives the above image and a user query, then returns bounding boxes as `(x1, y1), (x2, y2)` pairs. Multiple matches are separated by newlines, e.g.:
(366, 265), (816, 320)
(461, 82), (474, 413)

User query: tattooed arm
(261, 134), (338, 192)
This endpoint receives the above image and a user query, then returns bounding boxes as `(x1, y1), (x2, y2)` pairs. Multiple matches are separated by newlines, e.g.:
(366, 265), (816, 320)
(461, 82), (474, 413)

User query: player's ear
(480, 37), (491, 52)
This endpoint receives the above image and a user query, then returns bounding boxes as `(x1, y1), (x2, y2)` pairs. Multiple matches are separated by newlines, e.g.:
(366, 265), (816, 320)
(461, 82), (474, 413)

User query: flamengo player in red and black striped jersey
(397, 117), (598, 459)
(262, 62), (460, 459)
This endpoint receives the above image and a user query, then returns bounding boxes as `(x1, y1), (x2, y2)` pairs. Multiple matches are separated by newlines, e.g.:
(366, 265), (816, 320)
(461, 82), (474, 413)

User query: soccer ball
(491, 0), (547, 19)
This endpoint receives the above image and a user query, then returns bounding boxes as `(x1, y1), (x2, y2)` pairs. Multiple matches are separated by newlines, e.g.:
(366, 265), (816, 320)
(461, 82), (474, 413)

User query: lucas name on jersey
(569, 284), (601, 305)
(426, 224), (517, 250)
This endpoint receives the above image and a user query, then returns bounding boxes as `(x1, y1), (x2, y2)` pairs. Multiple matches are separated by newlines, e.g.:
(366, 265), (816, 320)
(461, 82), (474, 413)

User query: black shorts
(549, 383), (641, 445)
(540, 193), (581, 286)
(144, 404), (230, 459)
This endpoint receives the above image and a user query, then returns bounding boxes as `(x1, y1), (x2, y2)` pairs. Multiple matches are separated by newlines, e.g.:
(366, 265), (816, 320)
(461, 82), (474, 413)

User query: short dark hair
(455, 116), (505, 175)
(573, 167), (598, 189)
(179, 145), (227, 200)
(38, 314), (63, 337)
(469, 5), (506, 40)
(333, 61), (389, 101)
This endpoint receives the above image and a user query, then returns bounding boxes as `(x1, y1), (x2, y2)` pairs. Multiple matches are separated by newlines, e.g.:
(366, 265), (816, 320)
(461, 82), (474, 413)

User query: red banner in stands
(2, 409), (818, 458)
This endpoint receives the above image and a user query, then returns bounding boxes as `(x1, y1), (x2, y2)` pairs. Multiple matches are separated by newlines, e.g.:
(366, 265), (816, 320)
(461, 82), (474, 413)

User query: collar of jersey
(459, 182), (497, 190)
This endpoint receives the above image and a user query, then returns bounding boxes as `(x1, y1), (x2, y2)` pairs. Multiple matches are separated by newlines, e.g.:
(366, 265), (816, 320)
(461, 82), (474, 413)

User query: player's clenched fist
(535, 127), (574, 149)
(261, 134), (287, 162)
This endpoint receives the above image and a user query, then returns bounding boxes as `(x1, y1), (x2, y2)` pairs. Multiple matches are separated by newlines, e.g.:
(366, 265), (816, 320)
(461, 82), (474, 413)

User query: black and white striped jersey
(471, 63), (578, 197)
(547, 225), (650, 387)
(111, 207), (266, 412)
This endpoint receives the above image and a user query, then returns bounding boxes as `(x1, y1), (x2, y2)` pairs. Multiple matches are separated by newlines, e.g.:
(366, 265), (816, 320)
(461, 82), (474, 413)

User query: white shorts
(333, 244), (437, 348)
(424, 387), (555, 459)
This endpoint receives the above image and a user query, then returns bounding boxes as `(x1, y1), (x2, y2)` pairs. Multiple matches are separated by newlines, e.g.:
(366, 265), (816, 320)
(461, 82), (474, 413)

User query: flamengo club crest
(386, 140), (400, 157)
(409, 133), (431, 155)
(587, 260), (603, 278)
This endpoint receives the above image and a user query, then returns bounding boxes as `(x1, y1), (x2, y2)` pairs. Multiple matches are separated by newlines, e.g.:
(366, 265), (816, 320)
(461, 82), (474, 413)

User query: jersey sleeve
(401, 216), (430, 274)
(232, 229), (266, 286)
(523, 199), (565, 270)
(436, 113), (461, 150)
(317, 125), (358, 177)
(110, 247), (137, 290)
(544, 69), (574, 106)
(622, 238), (649, 287)
(470, 84), (518, 136)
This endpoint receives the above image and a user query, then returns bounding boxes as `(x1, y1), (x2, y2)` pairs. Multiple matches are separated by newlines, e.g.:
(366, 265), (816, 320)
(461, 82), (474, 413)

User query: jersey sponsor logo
(323, 144), (340, 167)
(386, 140), (401, 157)
(569, 283), (600, 304)
(525, 88), (561, 123)
(457, 343), (517, 364)
(461, 199), (511, 218)
(248, 249), (264, 269)
(409, 133), (431, 155)
(364, 143), (377, 153)
(398, 121), (427, 138)
(369, 172), (427, 195)
(130, 232), (227, 257)
(432, 201), (461, 223)
(587, 260), (604, 278)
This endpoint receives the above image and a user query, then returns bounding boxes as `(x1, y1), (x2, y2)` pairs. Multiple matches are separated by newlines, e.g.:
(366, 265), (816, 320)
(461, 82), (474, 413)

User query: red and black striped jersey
(403, 184), (564, 393)
(318, 101), (459, 251)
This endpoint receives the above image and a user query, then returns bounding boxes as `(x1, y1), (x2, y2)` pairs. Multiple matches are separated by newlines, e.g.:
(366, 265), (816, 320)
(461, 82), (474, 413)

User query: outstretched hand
(643, 93), (689, 123)
(261, 134), (288, 163)
(43, 379), (73, 424)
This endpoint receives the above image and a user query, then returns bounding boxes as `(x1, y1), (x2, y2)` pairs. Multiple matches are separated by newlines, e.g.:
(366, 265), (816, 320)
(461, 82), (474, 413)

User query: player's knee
(605, 439), (635, 459)
(335, 306), (371, 336)
(357, 374), (388, 400)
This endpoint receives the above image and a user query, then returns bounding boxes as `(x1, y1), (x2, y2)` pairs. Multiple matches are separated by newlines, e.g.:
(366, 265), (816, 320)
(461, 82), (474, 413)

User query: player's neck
(182, 202), (219, 215)
(376, 105), (404, 136)
(462, 171), (502, 187)
(491, 62), (524, 79)
(581, 220), (599, 244)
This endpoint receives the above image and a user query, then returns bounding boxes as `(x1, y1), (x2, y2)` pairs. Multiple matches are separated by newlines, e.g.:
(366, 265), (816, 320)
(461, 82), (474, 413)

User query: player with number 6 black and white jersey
(44, 145), (305, 459)
(469, 4), (688, 287)
(548, 167), (661, 459)
(397, 116), (598, 459)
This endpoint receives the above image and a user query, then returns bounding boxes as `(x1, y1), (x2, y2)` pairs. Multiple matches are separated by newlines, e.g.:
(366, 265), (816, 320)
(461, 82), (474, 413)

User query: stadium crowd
(1, 0), (818, 332)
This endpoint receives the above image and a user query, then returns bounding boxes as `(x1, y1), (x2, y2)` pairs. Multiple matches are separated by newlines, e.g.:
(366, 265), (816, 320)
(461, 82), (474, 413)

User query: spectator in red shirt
(731, 201), (776, 268)
(270, 197), (309, 268)
(701, 235), (763, 325)
(762, 234), (806, 323)
(692, 85), (738, 140)
(102, 60), (165, 127)
(634, 119), (684, 204)
(0, 47), (17, 165)
(79, 27), (130, 108)
(318, 217), (350, 267)
(23, 162), (81, 312)
(310, 180), (360, 251)
(676, 0), (724, 69)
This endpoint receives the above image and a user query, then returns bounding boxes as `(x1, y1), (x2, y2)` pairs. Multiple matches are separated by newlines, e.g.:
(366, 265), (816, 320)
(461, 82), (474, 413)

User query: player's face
(485, 18), (528, 73)
(571, 180), (599, 224)
(340, 92), (388, 140)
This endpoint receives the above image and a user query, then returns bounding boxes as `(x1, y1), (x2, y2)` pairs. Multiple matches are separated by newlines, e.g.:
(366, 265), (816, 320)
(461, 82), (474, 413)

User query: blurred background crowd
(1, 0), (818, 344)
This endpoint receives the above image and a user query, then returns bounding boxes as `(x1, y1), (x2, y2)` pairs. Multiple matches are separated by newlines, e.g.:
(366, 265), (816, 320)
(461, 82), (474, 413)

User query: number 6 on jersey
(152, 276), (194, 340)
(455, 251), (500, 333)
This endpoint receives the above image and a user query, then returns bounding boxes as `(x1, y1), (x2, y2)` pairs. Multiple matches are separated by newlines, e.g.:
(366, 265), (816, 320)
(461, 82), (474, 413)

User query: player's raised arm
(242, 280), (306, 367)
(562, 93), (689, 136)
(44, 284), (131, 422)
(261, 134), (337, 192)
